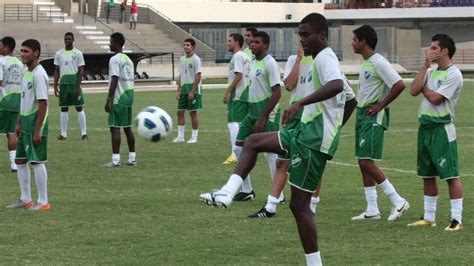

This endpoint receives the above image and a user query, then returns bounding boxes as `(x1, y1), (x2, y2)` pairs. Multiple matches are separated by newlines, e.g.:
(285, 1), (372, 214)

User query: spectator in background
(106, 0), (114, 24)
(119, 0), (127, 24)
(130, 0), (138, 30)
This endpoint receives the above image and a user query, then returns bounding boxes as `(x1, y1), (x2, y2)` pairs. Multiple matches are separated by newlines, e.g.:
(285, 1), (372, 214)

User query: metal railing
(4, 4), (33, 21)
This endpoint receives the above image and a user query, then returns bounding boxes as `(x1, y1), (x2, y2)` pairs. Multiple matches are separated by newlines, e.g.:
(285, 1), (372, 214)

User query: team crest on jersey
(364, 70), (371, 80)
(437, 79), (443, 87)
(438, 157), (447, 168)
(189, 63), (193, 69)
(256, 69), (262, 77)
(291, 153), (302, 167)
(307, 72), (312, 82)
(27, 82), (33, 90)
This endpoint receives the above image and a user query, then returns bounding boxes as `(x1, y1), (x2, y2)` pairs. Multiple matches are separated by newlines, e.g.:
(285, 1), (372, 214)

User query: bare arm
(75, 66), (84, 90)
(283, 79), (343, 124)
(105, 75), (119, 113)
(367, 80), (405, 115)
(254, 85), (281, 133)
(33, 100), (48, 145)
(342, 98), (357, 126)
(54, 65), (60, 97)
(283, 56), (301, 91)
(421, 86), (445, 105)
(411, 50), (439, 96)
(224, 72), (242, 104)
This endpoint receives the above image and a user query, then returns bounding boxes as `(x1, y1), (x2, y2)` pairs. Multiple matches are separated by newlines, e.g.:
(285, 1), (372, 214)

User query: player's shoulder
(263, 54), (278, 66)
(315, 47), (338, 64)
(33, 64), (48, 79)
(74, 48), (84, 55)
(192, 54), (201, 62)
(447, 64), (462, 77)
(370, 53), (391, 66)
(55, 48), (64, 56)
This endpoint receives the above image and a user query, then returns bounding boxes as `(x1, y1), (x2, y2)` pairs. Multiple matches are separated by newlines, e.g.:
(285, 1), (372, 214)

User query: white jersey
(248, 54), (281, 119)
(228, 50), (251, 101)
(356, 53), (401, 107)
(109, 53), (134, 107)
(54, 48), (85, 84)
(179, 53), (202, 94)
(20, 64), (49, 136)
(418, 64), (462, 125)
(298, 47), (346, 157)
(283, 55), (313, 104)
(0, 55), (23, 111)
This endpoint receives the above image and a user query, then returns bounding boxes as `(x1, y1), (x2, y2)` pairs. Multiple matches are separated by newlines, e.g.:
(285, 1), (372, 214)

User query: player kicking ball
(7, 39), (50, 211)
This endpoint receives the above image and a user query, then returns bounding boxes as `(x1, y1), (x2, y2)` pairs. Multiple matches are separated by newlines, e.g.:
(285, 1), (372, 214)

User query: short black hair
(1, 36), (16, 52)
(65, 32), (75, 39)
(111, 32), (125, 47)
(22, 39), (41, 58)
(253, 31), (270, 45)
(229, 33), (244, 48)
(353, 25), (378, 50)
(432, 34), (456, 59)
(300, 13), (328, 37)
(246, 27), (258, 36)
(184, 38), (196, 48)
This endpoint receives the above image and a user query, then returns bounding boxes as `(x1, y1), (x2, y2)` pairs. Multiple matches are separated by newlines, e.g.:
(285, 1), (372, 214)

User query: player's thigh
(244, 131), (285, 155)
(236, 115), (255, 142)
(288, 142), (328, 193)
(430, 124), (459, 179)
(187, 94), (202, 111)
(355, 121), (384, 160)
(0, 111), (18, 134)
(108, 104), (132, 127)
(177, 94), (188, 110)
(277, 128), (294, 160)
(16, 134), (47, 162)
(417, 126), (437, 177)
(228, 100), (247, 123)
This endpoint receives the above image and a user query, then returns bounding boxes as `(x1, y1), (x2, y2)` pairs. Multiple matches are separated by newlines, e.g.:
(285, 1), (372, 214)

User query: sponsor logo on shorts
(438, 157), (446, 168)
(291, 153), (302, 167)
(359, 138), (366, 147)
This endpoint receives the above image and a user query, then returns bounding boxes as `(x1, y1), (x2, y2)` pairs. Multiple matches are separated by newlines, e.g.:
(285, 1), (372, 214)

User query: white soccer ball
(135, 106), (173, 142)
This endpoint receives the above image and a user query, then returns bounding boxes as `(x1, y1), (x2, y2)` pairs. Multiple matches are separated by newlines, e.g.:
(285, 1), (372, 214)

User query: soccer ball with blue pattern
(135, 106), (173, 142)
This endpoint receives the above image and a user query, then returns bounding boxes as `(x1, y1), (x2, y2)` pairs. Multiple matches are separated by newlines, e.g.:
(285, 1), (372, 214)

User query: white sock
(177, 125), (185, 139)
(191, 129), (198, 139)
(235, 145), (252, 193)
(221, 174), (243, 198)
(264, 195), (280, 213)
(310, 196), (320, 215)
(9, 150), (17, 168)
(364, 186), (379, 214)
(423, 195), (437, 222)
(60, 111), (69, 137)
(450, 198), (463, 224)
(227, 122), (239, 158)
(128, 152), (136, 162)
(17, 163), (32, 202)
(77, 110), (87, 136)
(112, 153), (120, 164)
(378, 179), (404, 207)
(305, 251), (322, 266)
(32, 163), (48, 205)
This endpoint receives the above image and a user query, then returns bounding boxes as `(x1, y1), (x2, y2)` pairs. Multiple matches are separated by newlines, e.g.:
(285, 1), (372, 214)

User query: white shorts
(130, 13), (138, 22)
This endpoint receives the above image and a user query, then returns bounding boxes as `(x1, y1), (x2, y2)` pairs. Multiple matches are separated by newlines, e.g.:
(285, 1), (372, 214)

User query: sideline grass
(0, 83), (472, 264)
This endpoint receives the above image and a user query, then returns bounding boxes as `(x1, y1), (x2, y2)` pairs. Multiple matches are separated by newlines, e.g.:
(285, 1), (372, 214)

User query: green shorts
(355, 107), (389, 160)
(16, 133), (48, 163)
(59, 84), (85, 107)
(227, 98), (248, 123)
(108, 104), (132, 128)
(417, 123), (459, 179)
(278, 129), (329, 193)
(177, 93), (202, 111)
(277, 108), (302, 160)
(0, 110), (18, 134)
(236, 113), (280, 142)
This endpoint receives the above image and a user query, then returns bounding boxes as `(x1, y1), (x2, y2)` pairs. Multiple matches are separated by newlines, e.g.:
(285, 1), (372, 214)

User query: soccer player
(200, 13), (347, 265)
(243, 27), (257, 58)
(54, 32), (87, 141)
(350, 25), (409, 221)
(408, 34), (464, 231)
(0, 36), (22, 172)
(249, 47), (357, 218)
(103, 32), (136, 167)
(173, 38), (202, 144)
(7, 39), (50, 211)
(222, 33), (251, 165)
(201, 30), (282, 202)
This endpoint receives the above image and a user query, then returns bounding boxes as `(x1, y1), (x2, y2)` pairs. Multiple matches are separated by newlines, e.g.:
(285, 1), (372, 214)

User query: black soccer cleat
(248, 207), (275, 218)
(233, 190), (255, 201)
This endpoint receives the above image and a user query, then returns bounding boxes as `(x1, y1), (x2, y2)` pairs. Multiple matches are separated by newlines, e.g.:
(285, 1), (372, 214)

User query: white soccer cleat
(200, 190), (218, 206)
(388, 200), (410, 221)
(172, 137), (185, 143)
(351, 211), (381, 221)
(214, 189), (233, 208)
(186, 137), (198, 144)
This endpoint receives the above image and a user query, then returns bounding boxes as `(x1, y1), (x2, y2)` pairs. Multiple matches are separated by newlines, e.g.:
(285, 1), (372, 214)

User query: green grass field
(0, 82), (472, 265)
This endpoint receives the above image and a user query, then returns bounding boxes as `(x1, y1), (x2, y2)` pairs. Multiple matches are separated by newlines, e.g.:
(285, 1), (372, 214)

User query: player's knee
(76, 106), (83, 112)
(290, 199), (305, 215)
(61, 107), (69, 112)
(276, 159), (288, 170)
(358, 159), (373, 171)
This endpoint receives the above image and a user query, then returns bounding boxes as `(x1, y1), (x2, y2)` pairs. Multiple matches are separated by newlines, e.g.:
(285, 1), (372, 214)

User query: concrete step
(79, 30), (105, 35)
(86, 36), (110, 40)
(75, 26), (97, 30)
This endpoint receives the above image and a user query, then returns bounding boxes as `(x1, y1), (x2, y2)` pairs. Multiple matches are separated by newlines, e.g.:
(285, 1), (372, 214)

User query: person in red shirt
(129, 0), (138, 30)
